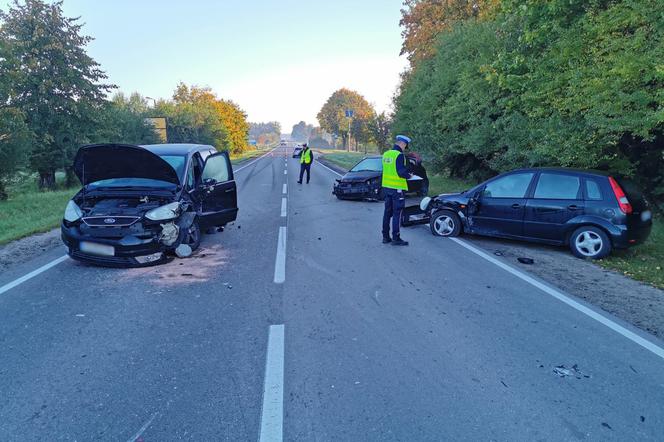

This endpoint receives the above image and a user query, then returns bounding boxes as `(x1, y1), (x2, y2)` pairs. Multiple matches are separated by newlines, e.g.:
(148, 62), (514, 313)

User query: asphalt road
(1, 147), (663, 441)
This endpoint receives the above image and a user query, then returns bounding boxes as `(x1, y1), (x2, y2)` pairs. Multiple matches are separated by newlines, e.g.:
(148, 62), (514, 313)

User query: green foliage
(93, 93), (160, 145)
(393, 0), (664, 206)
(0, 0), (114, 189)
(158, 83), (250, 154)
(249, 121), (281, 146)
(368, 112), (393, 152)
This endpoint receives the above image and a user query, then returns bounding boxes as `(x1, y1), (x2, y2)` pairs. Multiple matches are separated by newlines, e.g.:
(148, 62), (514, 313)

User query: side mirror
(203, 177), (217, 187)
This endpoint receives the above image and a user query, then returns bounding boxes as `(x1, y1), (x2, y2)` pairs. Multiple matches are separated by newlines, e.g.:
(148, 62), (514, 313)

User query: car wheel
(430, 210), (461, 237)
(570, 226), (611, 259)
(183, 218), (202, 252)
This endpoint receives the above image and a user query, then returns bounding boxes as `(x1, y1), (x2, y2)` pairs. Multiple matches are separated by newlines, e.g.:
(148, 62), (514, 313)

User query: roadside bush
(393, 0), (664, 208)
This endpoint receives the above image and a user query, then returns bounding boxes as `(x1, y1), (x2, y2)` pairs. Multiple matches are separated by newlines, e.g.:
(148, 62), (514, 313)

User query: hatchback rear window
(534, 173), (581, 199)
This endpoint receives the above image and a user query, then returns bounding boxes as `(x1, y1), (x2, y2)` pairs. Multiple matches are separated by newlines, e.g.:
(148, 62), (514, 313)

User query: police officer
(381, 135), (412, 246)
(297, 143), (313, 184)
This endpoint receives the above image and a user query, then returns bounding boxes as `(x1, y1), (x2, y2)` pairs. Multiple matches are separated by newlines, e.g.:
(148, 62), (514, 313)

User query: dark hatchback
(61, 143), (238, 267)
(414, 168), (652, 259)
(332, 154), (429, 200)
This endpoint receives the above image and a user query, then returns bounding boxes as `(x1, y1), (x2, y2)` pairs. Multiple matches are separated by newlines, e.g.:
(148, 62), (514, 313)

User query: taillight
(608, 177), (633, 214)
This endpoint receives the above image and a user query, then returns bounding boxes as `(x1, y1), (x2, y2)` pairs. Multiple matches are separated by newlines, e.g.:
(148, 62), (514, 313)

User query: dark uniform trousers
(299, 163), (311, 183)
(382, 188), (405, 239)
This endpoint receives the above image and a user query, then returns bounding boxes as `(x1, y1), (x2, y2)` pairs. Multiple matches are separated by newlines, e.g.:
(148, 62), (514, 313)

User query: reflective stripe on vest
(381, 150), (408, 190)
(301, 148), (312, 164)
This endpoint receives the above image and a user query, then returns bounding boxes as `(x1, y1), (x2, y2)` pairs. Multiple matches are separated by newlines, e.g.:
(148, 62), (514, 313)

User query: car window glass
(202, 154), (230, 183)
(534, 173), (581, 199)
(483, 173), (533, 198)
(351, 158), (383, 172)
(585, 179), (602, 200)
(159, 155), (186, 178)
(186, 162), (195, 189)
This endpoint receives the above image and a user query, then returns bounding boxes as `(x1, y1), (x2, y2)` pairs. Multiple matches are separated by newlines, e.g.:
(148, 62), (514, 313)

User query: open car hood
(74, 144), (180, 186)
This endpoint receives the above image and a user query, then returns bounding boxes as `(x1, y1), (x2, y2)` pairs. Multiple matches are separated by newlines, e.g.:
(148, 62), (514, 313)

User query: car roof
(141, 143), (215, 156)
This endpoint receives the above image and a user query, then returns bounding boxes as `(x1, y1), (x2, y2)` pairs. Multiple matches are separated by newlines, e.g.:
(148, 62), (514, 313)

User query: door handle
(511, 203), (521, 209)
(568, 204), (582, 211)
(224, 188), (235, 193)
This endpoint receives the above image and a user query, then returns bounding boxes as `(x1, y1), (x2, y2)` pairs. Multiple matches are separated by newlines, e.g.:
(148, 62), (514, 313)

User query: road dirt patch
(0, 228), (61, 272)
(465, 235), (664, 338)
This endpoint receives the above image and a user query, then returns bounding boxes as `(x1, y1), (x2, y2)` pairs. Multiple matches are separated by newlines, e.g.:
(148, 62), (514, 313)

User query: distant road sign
(345, 110), (354, 118)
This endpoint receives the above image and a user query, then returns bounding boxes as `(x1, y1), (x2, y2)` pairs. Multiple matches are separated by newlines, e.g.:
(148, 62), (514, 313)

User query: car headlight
(420, 197), (432, 211)
(64, 200), (83, 222)
(145, 202), (181, 221)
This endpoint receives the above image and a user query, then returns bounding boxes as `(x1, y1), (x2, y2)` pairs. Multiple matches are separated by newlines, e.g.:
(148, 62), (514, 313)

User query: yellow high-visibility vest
(381, 149), (408, 190)
(300, 148), (312, 164)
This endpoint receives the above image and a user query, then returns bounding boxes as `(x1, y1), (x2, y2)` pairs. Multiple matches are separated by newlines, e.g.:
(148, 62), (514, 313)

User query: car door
(470, 172), (535, 237)
(200, 152), (238, 228)
(523, 172), (583, 242)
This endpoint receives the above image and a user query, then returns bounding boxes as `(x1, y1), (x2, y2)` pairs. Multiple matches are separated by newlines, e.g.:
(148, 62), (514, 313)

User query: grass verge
(0, 173), (76, 245)
(316, 150), (372, 170)
(230, 147), (270, 163)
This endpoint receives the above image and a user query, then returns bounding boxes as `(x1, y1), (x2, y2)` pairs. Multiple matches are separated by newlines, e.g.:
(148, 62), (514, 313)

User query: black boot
(382, 236), (392, 244)
(391, 237), (409, 246)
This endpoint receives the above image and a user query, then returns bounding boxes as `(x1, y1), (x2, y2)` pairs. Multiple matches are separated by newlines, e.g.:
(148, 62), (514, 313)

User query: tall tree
(317, 88), (376, 150)
(0, 0), (114, 189)
(249, 121), (281, 146)
(368, 112), (393, 153)
(400, 0), (500, 66)
(291, 121), (314, 143)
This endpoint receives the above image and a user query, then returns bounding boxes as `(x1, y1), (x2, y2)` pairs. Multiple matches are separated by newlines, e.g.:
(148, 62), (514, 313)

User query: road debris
(175, 244), (192, 258)
(517, 257), (534, 265)
(553, 364), (590, 379)
(494, 251), (504, 256)
(601, 422), (612, 430)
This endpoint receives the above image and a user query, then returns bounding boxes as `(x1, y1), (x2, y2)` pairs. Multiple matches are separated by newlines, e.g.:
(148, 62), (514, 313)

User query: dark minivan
(61, 143), (238, 267)
(417, 168), (652, 259)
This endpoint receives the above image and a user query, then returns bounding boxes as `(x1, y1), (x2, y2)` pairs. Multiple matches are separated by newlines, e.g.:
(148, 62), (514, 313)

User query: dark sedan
(61, 143), (238, 267)
(411, 168), (652, 259)
(332, 154), (429, 200)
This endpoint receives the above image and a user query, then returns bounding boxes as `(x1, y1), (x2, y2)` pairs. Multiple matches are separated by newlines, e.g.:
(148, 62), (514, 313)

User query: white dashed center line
(282, 184), (287, 194)
(280, 198), (287, 217)
(259, 324), (285, 442)
(273, 226), (286, 284)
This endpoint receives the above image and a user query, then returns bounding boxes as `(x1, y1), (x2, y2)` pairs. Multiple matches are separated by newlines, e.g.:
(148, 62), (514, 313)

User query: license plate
(80, 241), (115, 257)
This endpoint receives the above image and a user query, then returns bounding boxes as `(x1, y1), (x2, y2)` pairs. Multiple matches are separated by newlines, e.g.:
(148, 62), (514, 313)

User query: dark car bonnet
(74, 143), (180, 186)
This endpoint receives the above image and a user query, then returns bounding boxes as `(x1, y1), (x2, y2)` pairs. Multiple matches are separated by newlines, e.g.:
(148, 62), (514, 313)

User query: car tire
(184, 218), (202, 252)
(430, 210), (462, 237)
(569, 226), (611, 259)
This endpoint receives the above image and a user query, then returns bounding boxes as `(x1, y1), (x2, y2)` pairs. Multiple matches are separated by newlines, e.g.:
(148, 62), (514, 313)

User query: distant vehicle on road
(61, 143), (238, 267)
(332, 154), (429, 200)
(415, 168), (652, 259)
(280, 140), (287, 147)
(292, 146), (303, 158)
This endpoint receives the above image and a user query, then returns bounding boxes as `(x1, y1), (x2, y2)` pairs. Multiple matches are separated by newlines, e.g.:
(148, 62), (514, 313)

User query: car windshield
(88, 155), (185, 189)
(351, 158), (382, 172)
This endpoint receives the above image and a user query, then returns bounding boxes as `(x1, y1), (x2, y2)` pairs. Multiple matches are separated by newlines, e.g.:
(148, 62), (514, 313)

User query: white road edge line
(280, 198), (287, 217)
(449, 237), (664, 360)
(315, 159), (342, 177)
(234, 147), (278, 174)
(259, 324), (285, 442)
(0, 255), (68, 296)
(273, 226), (287, 284)
(126, 412), (160, 442)
(282, 184), (287, 194)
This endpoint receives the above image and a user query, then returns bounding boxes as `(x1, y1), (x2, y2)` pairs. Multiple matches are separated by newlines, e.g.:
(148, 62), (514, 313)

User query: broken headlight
(145, 202), (181, 221)
(64, 200), (83, 222)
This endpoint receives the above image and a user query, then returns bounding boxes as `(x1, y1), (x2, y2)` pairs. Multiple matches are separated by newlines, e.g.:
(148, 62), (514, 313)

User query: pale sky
(4, 0), (409, 131)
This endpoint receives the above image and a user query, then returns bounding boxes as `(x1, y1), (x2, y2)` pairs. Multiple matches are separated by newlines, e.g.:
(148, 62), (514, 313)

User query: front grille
(82, 216), (140, 227)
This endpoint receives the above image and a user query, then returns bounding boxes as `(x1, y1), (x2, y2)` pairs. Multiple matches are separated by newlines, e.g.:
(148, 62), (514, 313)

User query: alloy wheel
(434, 215), (455, 236)
(575, 231), (603, 257)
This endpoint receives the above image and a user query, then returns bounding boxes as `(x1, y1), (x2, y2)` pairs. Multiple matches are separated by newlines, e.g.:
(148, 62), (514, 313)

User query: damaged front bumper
(333, 180), (382, 199)
(61, 213), (195, 267)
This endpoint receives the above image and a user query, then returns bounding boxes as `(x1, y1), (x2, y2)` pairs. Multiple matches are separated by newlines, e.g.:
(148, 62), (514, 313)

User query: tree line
(316, 88), (392, 152)
(0, 0), (251, 199)
(392, 0), (663, 207)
